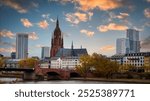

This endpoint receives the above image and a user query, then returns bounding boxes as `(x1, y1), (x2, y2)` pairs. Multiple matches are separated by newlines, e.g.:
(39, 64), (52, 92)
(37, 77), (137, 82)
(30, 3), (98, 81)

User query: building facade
(126, 29), (140, 53)
(116, 38), (130, 54)
(111, 52), (150, 68)
(11, 52), (16, 59)
(41, 47), (50, 59)
(16, 33), (28, 59)
(50, 47), (88, 69)
(50, 18), (63, 57)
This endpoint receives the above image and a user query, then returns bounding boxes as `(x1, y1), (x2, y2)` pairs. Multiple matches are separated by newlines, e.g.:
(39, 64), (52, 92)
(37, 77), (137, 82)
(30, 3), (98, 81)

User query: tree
(18, 58), (38, 68)
(76, 55), (92, 78)
(76, 53), (120, 78)
(0, 58), (5, 68)
(91, 53), (120, 78)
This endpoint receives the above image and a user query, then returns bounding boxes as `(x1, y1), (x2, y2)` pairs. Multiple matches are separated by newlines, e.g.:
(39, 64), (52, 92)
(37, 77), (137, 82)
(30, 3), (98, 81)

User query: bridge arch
(70, 72), (81, 78)
(47, 71), (61, 80)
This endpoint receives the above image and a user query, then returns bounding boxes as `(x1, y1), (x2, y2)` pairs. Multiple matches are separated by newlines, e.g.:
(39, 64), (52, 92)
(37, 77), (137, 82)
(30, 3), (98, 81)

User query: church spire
(56, 16), (59, 28)
(71, 41), (74, 50)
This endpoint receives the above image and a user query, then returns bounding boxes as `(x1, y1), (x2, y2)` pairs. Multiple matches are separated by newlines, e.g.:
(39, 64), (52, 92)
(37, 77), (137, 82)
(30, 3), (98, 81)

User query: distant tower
(16, 33), (28, 59)
(116, 38), (130, 54)
(50, 18), (63, 57)
(41, 47), (50, 59)
(126, 29), (140, 53)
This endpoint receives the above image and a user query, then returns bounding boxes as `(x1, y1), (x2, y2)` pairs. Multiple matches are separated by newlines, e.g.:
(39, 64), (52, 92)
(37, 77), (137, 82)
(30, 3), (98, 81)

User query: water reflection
(0, 78), (123, 84)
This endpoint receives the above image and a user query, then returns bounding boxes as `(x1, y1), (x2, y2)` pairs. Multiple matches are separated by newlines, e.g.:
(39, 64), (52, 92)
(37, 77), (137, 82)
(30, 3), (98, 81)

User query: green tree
(18, 58), (38, 68)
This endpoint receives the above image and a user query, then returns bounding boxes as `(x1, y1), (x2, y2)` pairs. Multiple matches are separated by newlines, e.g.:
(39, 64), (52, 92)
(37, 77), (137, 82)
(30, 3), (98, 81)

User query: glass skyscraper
(16, 33), (28, 59)
(127, 29), (140, 53)
(41, 47), (50, 59)
(116, 29), (140, 55)
(116, 38), (130, 54)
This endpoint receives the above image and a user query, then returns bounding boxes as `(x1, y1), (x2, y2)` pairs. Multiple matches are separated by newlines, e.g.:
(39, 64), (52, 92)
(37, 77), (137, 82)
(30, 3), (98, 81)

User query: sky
(0, 0), (150, 58)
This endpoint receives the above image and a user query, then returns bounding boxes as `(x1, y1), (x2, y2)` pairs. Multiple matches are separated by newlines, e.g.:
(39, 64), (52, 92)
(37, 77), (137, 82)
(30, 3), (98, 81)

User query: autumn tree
(91, 53), (119, 78)
(76, 55), (92, 78)
(76, 53), (120, 78)
(18, 58), (38, 68)
(0, 58), (5, 68)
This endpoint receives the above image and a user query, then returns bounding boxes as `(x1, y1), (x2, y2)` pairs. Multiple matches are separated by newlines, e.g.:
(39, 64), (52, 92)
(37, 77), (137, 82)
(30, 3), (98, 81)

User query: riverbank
(71, 78), (150, 84)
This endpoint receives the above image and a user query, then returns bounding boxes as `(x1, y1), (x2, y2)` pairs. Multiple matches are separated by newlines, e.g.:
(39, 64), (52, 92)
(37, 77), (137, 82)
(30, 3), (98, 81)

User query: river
(0, 77), (120, 84)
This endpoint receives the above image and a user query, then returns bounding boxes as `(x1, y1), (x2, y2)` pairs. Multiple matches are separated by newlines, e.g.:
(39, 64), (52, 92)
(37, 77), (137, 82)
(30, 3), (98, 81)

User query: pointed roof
(56, 16), (59, 28)
(71, 41), (74, 49)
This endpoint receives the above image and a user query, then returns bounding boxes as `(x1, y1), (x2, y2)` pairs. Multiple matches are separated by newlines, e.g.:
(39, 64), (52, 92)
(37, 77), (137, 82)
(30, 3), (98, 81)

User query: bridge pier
(23, 71), (37, 80)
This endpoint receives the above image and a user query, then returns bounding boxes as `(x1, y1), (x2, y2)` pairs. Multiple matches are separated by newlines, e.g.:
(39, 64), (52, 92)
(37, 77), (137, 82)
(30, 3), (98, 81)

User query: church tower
(50, 18), (63, 57)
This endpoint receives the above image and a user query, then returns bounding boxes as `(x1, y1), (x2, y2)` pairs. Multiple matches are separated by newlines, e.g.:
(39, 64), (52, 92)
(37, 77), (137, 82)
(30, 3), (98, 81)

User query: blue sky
(0, 0), (150, 57)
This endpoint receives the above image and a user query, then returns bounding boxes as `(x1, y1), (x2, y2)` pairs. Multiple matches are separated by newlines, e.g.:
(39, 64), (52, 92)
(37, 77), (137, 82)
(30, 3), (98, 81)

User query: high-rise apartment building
(127, 29), (140, 53)
(16, 33), (28, 59)
(41, 47), (50, 59)
(116, 38), (130, 54)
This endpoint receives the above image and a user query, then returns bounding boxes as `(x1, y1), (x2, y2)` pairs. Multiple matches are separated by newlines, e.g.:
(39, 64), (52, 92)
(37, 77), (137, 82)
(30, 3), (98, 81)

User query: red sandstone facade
(50, 18), (63, 57)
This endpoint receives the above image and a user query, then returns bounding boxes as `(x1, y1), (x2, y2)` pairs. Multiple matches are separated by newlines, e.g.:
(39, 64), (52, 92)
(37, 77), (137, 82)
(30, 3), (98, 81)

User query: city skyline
(0, 0), (150, 57)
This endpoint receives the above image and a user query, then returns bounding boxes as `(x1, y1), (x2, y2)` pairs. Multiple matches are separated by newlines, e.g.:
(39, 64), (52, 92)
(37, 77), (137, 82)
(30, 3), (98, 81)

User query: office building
(16, 33), (28, 59)
(116, 38), (130, 54)
(127, 29), (140, 53)
(11, 52), (16, 59)
(41, 47), (50, 59)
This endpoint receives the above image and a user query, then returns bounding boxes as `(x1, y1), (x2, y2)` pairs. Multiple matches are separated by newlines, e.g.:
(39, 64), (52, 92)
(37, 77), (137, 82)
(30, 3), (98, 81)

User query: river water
(0, 77), (119, 84)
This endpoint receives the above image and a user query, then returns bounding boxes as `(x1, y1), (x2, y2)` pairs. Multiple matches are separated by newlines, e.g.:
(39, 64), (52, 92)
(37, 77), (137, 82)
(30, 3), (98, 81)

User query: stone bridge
(35, 65), (81, 80)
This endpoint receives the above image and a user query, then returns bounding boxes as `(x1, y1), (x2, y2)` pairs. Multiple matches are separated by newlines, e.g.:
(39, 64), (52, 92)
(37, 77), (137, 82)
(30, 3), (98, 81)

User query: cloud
(0, 0), (27, 13)
(147, 0), (150, 2)
(31, 2), (39, 8)
(144, 8), (150, 18)
(20, 18), (33, 28)
(35, 44), (46, 48)
(38, 20), (49, 29)
(42, 13), (50, 19)
(100, 45), (115, 51)
(97, 23), (128, 32)
(80, 29), (94, 37)
(50, 18), (56, 23)
(0, 47), (16, 53)
(0, 29), (14, 39)
(65, 12), (93, 24)
(109, 12), (129, 19)
(144, 22), (150, 27)
(75, 0), (123, 11)
(141, 36), (150, 49)
(0, 41), (15, 47)
(62, 32), (71, 37)
(28, 32), (39, 40)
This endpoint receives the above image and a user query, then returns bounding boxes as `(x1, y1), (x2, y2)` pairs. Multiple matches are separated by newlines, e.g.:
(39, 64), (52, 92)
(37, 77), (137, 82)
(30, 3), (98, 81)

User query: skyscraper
(41, 47), (50, 59)
(116, 38), (130, 54)
(50, 18), (63, 57)
(127, 29), (140, 53)
(16, 33), (28, 59)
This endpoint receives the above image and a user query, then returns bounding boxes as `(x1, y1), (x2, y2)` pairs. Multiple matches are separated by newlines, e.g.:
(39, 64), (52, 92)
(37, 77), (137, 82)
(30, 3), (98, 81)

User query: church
(50, 18), (88, 69)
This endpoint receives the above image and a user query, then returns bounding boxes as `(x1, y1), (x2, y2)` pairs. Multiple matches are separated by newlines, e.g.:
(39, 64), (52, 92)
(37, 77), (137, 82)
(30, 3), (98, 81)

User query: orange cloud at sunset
(20, 18), (33, 28)
(65, 12), (93, 24)
(97, 23), (128, 32)
(38, 20), (49, 29)
(75, 0), (122, 11)
(0, 29), (14, 39)
(0, 47), (16, 53)
(100, 45), (115, 52)
(80, 29), (94, 37)
(28, 32), (39, 40)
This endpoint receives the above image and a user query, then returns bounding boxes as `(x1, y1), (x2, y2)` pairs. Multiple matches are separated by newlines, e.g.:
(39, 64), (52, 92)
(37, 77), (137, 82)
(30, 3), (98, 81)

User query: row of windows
(123, 60), (144, 63)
